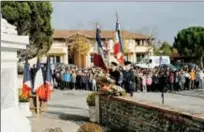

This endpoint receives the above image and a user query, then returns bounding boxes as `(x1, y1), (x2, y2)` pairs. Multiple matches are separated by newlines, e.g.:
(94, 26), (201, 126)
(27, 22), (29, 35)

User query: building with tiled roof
(53, 30), (150, 40)
(41, 29), (154, 68)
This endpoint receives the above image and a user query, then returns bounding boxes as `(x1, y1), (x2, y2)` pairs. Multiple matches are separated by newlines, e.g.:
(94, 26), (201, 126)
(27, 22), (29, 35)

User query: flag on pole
(44, 57), (53, 100)
(22, 57), (32, 99)
(33, 57), (46, 100)
(113, 13), (124, 65)
(93, 24), (109, 72)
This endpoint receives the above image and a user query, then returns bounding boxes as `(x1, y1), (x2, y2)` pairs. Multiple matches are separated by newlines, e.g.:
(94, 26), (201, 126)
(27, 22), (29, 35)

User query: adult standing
(109, 62), (120, 86)
(179, 70), (186, 90)
(71, 70), (77, 90)
(123, 61), (134, 97)
(189, 69), (196, 89)
(63, 69), (71, 89)
(92, 74), (97, 91)
(199, 70), (204, 89)
(60, 69), (65, 90)
(169, 71), (175, 92)
(76, 71), (81, 90)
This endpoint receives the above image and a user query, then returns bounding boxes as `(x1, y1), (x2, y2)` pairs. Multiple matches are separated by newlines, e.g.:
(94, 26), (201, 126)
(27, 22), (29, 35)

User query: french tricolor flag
(33, 57), (45, 100)
(93, 25), (109, 72)
(113, 14), (124, 65)
(44, 57), (53, 100)
(22, 57), (32, 99)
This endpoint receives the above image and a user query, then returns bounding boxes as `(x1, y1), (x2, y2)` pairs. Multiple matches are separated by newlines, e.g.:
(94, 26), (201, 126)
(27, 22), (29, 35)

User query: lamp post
(159, 50), (164, 104)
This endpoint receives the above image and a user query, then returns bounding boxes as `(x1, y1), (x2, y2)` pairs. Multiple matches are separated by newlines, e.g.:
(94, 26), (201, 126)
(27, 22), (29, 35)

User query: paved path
(133, 91), (204, 117)
(30, 89), (204, 132)
(174, 89), (204, 98)
(30, 90), (91, 132)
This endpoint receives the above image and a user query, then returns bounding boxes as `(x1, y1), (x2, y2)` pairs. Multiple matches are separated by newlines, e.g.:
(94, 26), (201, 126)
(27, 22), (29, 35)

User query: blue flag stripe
(36, 57), (41, 70)
(45, 57), (52, 82)
(23, 58), (31, 83)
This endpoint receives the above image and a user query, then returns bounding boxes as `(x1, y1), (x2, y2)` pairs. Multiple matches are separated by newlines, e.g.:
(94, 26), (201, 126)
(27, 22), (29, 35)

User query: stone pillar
(132, 52), (136, 63)
(135, 53), (137, 62)
(86, 54), (91, 67)
(139, 40), (143, 46)
(1, 17), (31, 132)
(64, 46), (68, 64)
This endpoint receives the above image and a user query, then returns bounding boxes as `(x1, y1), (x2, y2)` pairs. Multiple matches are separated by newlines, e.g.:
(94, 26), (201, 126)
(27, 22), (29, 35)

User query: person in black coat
(109, 62), (120, 86)
(123, 61), (134, 97)
(76, 71), (81, 90)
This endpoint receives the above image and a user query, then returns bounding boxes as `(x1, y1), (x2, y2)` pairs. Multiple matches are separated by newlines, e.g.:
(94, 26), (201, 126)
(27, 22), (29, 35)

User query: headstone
(1, 17), (32, 132)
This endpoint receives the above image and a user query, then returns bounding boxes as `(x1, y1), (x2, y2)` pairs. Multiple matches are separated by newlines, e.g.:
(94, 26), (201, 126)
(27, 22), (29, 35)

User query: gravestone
(1, 17), (32, 132)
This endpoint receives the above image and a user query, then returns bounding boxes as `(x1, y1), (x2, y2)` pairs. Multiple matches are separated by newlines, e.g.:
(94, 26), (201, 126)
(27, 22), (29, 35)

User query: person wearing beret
(109, 62), (120, 86)
(123, 61), (134, 97)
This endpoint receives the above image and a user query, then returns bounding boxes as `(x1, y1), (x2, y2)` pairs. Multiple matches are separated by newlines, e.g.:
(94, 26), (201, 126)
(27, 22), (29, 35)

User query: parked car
(185, 63), (198, 69)
(160, 64), (177, 71)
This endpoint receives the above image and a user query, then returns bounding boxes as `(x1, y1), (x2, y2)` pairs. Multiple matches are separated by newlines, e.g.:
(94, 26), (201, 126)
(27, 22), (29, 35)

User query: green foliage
(78, 123), (103, 132)
(67, 34), (91, 55)
(1, 1), (54, 61)
(173, 26), (204, 67)
(153, 41), (174, 56)
(160, 41), (172, 56)
(86, 92), (97, 106)
(173, 26), (204, 57)
(19, 95), (29, 102)
(172, 48), (178, 54)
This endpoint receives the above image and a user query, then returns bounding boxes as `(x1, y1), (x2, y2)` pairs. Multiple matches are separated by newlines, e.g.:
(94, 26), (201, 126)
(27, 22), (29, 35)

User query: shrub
(86, 92), (97, 106)
(78, 123), (103, 132)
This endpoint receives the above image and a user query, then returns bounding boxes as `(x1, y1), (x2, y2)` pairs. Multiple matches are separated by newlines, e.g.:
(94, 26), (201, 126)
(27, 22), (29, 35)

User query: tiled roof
(53, 29), (151, 40)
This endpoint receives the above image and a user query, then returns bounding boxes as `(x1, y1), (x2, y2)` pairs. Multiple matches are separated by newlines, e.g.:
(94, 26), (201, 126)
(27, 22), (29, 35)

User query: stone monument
(1, 17), (32, 132)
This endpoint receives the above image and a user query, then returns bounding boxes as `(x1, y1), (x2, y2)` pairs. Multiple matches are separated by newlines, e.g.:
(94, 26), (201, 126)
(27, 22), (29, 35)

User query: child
(146, 74), (152, 92)
(142, 74), (147, 92)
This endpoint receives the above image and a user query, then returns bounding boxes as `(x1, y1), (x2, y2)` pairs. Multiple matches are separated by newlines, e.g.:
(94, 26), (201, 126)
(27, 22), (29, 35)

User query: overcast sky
(51, 2), (204, 44)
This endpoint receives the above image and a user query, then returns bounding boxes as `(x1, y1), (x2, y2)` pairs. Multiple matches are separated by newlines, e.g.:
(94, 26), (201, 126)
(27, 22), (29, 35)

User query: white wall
(1, 17), (31, 132)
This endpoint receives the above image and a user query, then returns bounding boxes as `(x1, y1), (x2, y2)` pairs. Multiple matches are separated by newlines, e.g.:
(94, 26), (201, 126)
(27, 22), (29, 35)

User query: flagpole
(35, 55), (41, 132)
(35, 94), (40, 132)
(115, 12), (125, 67)
(115, 11), (118, 22)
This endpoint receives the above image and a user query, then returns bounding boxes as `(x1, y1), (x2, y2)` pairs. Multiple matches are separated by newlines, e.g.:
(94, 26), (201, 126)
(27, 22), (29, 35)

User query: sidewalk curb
(172, 92), (204, 99)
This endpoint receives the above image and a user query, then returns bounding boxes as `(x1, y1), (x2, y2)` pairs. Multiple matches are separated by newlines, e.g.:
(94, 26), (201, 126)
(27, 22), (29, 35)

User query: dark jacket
(109, 69), (120, 85)
(123, 70), (134, 92)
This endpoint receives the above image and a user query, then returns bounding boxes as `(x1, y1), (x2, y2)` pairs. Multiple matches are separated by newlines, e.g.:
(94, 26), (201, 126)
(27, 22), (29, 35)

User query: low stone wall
(99, 96), (204, 132)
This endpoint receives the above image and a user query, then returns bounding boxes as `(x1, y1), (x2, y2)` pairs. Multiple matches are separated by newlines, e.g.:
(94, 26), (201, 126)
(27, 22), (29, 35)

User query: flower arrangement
(77, 123), (103, 132)
(18, 88), (29, 102)
(100, 84), (127, 96)
(19, 95), (29, 102)
(86, 92), (97, 106)
(97, 75), (127, 97)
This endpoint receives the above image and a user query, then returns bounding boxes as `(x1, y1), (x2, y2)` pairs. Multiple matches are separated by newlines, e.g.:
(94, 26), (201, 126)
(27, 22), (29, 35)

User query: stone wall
(99, 96), (204, 132)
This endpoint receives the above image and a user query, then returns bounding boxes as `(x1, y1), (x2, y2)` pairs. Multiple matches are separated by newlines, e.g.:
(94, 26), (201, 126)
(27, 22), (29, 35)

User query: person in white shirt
(199, 70), (204, 89)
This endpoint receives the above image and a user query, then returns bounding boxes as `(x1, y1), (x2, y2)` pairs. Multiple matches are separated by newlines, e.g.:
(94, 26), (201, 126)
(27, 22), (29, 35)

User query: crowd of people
(29, 62), (204, 95)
